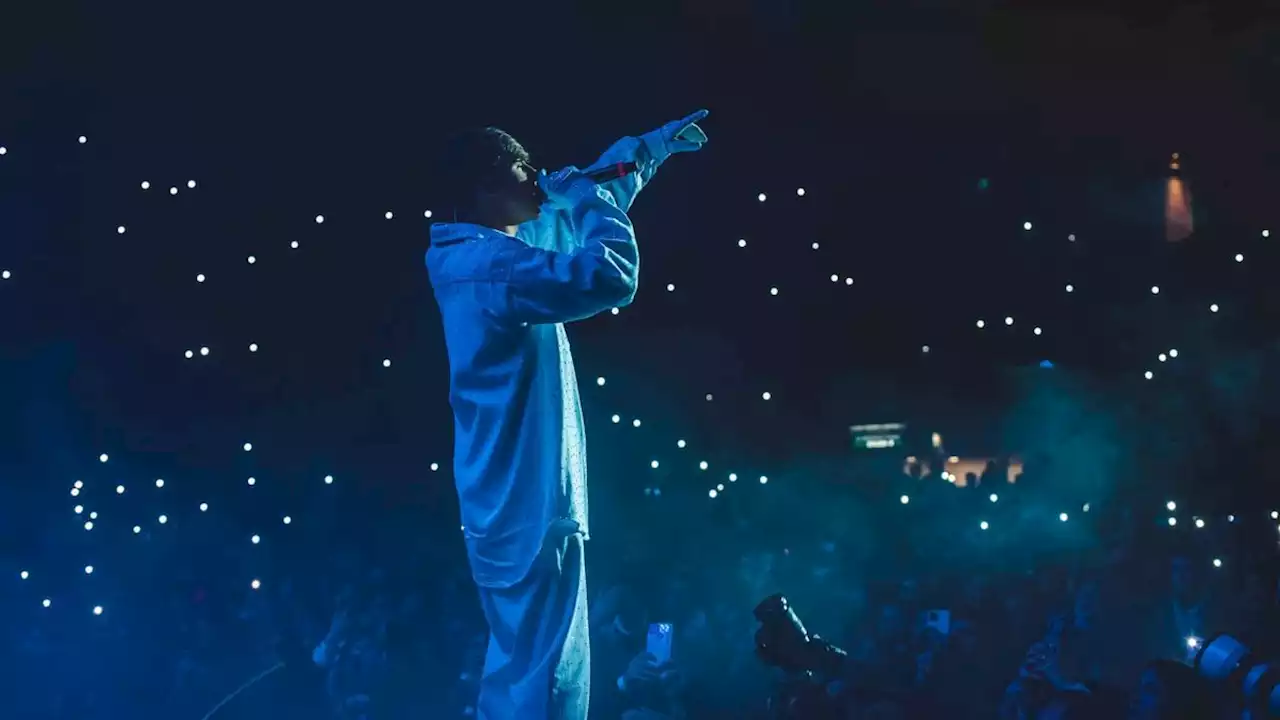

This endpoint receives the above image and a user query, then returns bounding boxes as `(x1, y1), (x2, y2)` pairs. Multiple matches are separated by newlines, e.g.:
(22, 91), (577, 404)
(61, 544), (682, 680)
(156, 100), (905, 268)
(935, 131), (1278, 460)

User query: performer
(426, 110), (709, 719)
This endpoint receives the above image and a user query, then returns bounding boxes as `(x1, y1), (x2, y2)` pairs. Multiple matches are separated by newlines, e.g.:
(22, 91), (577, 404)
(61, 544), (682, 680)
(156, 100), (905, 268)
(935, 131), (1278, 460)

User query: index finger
(678, 109), (709, 126)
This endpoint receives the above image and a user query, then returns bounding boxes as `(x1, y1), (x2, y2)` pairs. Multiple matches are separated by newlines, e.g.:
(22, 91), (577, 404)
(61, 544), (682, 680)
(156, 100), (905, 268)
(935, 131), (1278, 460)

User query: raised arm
(516, 110), (708, 253)
(493, 180), (638, 325)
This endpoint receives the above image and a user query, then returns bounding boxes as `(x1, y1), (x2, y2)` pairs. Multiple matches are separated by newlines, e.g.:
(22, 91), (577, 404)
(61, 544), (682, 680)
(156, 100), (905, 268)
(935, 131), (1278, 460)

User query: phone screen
(646, 622), (674, 665)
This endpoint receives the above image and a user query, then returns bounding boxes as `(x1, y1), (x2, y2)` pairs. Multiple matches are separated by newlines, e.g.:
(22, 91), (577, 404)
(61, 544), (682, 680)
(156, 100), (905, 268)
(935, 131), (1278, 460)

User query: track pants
(476, 533), (589, 720)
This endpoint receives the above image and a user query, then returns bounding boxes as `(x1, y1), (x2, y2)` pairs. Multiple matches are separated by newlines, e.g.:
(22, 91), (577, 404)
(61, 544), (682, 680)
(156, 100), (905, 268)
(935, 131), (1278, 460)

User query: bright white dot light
(1187, 637), (1201, 648)
(1159, 353), (1167, 362)
(156, 478), (165, 488)
(1169, 349), (1178, 358)
(251, 579), (261, 590)
(739, 239), (747, 248)
(324, 475), (334, 484)
(922, 345), (930, 353)
(729, 473), (738, 482)
(1059, 512), (1069, 522)
(1167, 501), (1177, 511)
(93, 606), (103, 615)
(243, 443), (253, 451)
(1, 270), (9, 280)
(424, 210), (433, 218)
(116, 485), (124, 494)
(770, 287), (779, 296)
(199, 347), (209, 356)
(99, 453), (108, 463)
(84, 521), (93, 530)
(78, 135), (87, 144)
(133, 526), (141, 534)
(1151, 286), (1160, 294)
(42, 599), (51, 608)
(291, 241), (299, 249)
(980, 521), (989, 530)
(1004, 316), (1013, 326)
(199, 502), (208, 512)
(20, 570), (28, 580)
(170, 187), (178, 195)
(251, 534), (260, 544)
(196, 274), (207, 284)
(141, 181), (150, 189)
(74, 505), (83, 514)
(282, 516), (292, 525)
(762, 391), (772, 401)
(315, 215), (324, 224)
(845, 277), (853, 285)
(632, 419), (641, 427)
(1213, 558), (1223, 568)
(185, 350), (194, 359)
(187, 180), (196, 189)
(1195, 518), (1205, 528)
(699, 461), (709, 470)
(1066, 284), (1074, 293)
(1023, 222), (1032, 230)
(85, 565), (94, 574)
(0, 147), (6, 155)
(1235, 253), (1244, 263)
(117, 225), (126, 234)
(796, 188), (805, 196)
(383, 359), (392, 368)
(651, 460), (660, 469)
(158, 514), (168, 524)
(989, 493), (998, 503)
(1168, 517), (1177, 526)
(610, 308), (620, 315)
(677, 440), (686, 448)
(247, 477), (256, 486)
(705, 394), (714, 401)
(1264, 230), (1271, 238)
(666, 283), (675, 292)
(247, 256), (256, 264)
(1068, 234), (1076, 242)
(1144, 371), (1154, 380)
(430, 463), (439, 471)
(1033, 327), (1042, 336)
(716, 483), (724, 491)
(89, 511), (97, 519)
(611, 414), (620, 423)
(757, 193), (767, 202)
(976, 320), (985, 329)
(1272, 510), (1278, 520)
(596, 376), (605, 386)
(385, 211), (394, 220)
(249, 343), (258, 352)
(1228, 514), (1235, 522)
(900, 495), (910, 504)
(74, 480), (83, 489)
(1210, 303), (1219, 313)
(1083, 503), (1091, 512)
(70, 488), (80, 497)
(759, 475), (769, 484)
(811, 242), (819, 250)
(830, 274), (838, 282)
(709, 489), (718, 498)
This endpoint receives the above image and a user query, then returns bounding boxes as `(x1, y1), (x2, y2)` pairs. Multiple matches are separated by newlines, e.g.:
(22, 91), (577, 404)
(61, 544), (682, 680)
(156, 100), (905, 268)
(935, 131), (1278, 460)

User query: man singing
(426, 110), (709, 719)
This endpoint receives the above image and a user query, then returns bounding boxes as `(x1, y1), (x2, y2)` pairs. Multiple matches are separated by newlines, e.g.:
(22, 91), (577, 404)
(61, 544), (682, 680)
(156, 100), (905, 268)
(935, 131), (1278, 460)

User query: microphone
(583, 162), (637, 184)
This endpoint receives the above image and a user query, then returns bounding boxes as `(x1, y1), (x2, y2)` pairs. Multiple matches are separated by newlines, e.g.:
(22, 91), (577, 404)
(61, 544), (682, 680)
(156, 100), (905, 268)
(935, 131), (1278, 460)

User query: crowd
(6, 453), (1279, 720)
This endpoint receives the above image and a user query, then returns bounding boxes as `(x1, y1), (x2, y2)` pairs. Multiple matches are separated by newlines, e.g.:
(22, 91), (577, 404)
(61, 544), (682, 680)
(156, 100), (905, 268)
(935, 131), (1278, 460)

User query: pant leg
(477, 533), (590, 720)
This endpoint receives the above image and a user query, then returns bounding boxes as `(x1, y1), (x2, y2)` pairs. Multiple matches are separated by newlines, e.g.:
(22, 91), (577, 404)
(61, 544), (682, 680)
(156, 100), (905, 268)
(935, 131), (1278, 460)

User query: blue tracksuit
(426, 130), (671, 719)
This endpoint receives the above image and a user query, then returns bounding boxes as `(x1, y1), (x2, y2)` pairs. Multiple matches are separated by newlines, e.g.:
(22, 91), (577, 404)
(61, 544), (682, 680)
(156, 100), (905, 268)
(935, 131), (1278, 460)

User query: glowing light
(1195, 518), (1204, 528)
(117, 225), (126, 234)
(249, 343), (259, 352)
(1213, 558), (1222, 568)
(1264, 230), (1271, 238)
(1, 270), (9, 280)
(199, 347), (209, 356)
(170, 187), (178, 195)
(1187, 636), (1201, 649)
(251, 579), (261, 590)
(1068, 234), (1076, 242)
(1235, 253), (1244, 263)
(922, 345), (930, 354)
(74, 505), (83, 514)
(677, 440), (686, 449)
(705, 394), (714, 401)
(116, 485), (124, 494)
(99, 453), (109, 463)
(1228, 514), (1235, 522)
(716, 483), (724, 491)
(1169, 349), (1178, 358)
(796, 188), (805, 196)
(133, 526), (141, 534)
(70, 488), (80, 497)
(596, 376), (606, 386)
(187, 180), (196, 189)
(651, 460), (660, 469)
(762, 391), (772, 401)
(247, 477), (256, 486)
(42, 599), (51, 608)
(1023, 222), (1032, 230)
(666, 283), (675, 292)
(385, 211), (394, 220)
(757, 193), (767, 202)
(251, 534), (260, 544)
(811, 242), (819, 250)
(1159, 353), (1168, 362)
(611, 414), (621, 423)
(632, 419), (641, 428)
(1033, 327), (1042, 336)
(315, 215), (325, 224)
(976, 320), (985, 329)
(424, 210), (434, 218)
(93, 606), (103, 615)
(84, 565), (94, 574)
(709, 489), (718, 498)
(980, 521), (989, 530)
(1210, 303), (1219, 313)
(738, 239), (747, 248)
(430, 463), (440, 471)
(770, 287), (779, 296)
(1272, 511), (1278, 520)
(84, 521), (93, 530)
(900, 495), (910, 505)
(158, 515), (168, 524)
(78, 135), (87, 144)
(830, 274), (838, 282)
(611, 308), (620, 315)
(759, 475), (769, 484)
(243, 443), (253, 451)
(185, 350), (194, 359)
(1168, 517), (1177, 526)
(845, 278), (853, 286)
(1083, 503), (1091, 512)
(1066, 284), (1074, 293)
(1151, 286), (1160, 295)
(290, 241), (299, 249)
(324, 475), (334, 484)
(728, 473), (738, 482)
(247, 256), (256, 264)
(20, 570), (29, 580)
(1167, 501), (1177, 511)
(383, 359), (392, 368)
(199, 502), (209, 512)
(1059, 512), (1068, 522)
(282, 516), (292, 525)
(699, 461), (709, 470)
(989, 493), (998, 503)
(1144, 371), (1154, 380)
(141, 181), (150, 189)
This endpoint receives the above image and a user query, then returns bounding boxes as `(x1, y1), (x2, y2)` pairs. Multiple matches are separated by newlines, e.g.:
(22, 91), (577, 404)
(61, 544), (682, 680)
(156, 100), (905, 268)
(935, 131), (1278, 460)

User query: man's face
(486, 159), (543, 225)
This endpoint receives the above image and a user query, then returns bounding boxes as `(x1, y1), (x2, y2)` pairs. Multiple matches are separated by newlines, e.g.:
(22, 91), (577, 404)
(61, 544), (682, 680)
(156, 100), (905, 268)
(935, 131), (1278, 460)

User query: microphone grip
(583, 161), (637, 184)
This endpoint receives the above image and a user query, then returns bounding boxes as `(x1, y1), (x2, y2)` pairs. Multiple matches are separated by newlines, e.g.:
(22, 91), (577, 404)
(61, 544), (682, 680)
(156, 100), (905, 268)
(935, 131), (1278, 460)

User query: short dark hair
(437, 126), (531, 212)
